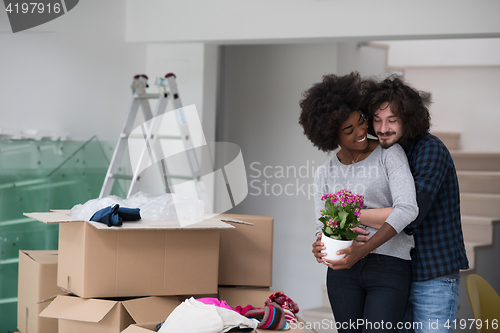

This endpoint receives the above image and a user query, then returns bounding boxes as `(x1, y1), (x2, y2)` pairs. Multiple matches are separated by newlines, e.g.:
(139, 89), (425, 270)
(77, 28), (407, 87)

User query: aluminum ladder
(99, 73), (209, 208)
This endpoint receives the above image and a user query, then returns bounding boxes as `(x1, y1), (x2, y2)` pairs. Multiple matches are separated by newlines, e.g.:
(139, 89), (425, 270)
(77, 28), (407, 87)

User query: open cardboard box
(39, 295), (180, 333)
(123, 287), (305, 333)
(17, 250), (65, 333)
(219, 214), (273, 287)
(24, 211), (235, 298)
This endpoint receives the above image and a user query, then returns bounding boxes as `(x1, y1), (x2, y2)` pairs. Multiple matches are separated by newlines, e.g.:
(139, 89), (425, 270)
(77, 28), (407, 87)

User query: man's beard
(376, 132), (397, 148)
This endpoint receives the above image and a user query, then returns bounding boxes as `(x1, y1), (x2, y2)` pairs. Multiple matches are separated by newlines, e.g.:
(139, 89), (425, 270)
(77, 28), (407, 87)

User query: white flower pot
(321, 233), (353, 261)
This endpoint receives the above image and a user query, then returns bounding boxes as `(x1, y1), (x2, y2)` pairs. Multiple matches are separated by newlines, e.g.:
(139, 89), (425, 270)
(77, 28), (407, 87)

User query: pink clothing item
(196, 297), (237, 312)
(235, 304), (255, 316)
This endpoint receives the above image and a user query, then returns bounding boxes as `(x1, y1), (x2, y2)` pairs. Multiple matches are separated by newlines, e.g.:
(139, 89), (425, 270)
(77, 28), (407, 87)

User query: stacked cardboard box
(17, 250), (63, 333)
(20, 210), (304, 332)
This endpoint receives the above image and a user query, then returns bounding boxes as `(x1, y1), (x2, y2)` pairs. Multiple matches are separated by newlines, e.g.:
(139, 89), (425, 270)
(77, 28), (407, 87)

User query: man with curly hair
(327, 75), (469, 333)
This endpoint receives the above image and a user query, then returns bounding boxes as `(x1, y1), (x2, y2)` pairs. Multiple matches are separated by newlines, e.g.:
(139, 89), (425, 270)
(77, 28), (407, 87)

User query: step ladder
(99, 73), (210, 209)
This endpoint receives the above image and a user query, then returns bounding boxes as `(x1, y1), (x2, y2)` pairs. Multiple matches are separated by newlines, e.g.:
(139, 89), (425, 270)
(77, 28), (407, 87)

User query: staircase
(450, 137), (500, 330)
(300, 132), (500, 332)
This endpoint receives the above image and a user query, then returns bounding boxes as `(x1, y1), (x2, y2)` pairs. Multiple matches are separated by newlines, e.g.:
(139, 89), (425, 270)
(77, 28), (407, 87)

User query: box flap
(20, 250), (58, 264)
(25, 211), (235, 230)
(122, 297), (180, 324)
(23, 212), (83, 223)
(39, 295), (117, 323)
(51, 209), (71, 214)
(122, 323), (159, 333)
(86, 216), (235, 230)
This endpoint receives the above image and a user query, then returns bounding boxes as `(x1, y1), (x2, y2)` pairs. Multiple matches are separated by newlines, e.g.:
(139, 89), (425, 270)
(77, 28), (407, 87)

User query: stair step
(461, 215), (495, 243)
(432, 132), (461, 150)
(464, 243), (476, 271)
(460, 193), (500, 217)
(451, 152), (500, 172)
(457, 171), (500, 194)
(461, 215), (498, 225)
(301, 306), (334, 320)
(301, 306), (336, 333)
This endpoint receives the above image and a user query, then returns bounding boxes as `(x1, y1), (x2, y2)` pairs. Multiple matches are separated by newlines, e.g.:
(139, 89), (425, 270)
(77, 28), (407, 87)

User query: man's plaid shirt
(402, 134), (469, 281)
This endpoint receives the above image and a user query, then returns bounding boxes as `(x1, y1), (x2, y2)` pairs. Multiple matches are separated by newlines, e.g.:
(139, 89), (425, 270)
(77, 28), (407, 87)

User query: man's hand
(312, 234), (326, 263)
(351, 226), (370, 246)
(323, 245), (365, 270)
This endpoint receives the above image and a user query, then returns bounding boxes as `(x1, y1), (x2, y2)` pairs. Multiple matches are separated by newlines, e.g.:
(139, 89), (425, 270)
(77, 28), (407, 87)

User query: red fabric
(265, 292), (299, 313)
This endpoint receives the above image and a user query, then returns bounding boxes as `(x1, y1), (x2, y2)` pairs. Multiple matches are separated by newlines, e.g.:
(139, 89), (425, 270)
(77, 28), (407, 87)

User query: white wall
(218, 43), (339, 311)
(375, 38), (500, 152)
(337, 42), (388, 77)
(126, 0), (500, 44)
(402, 67), (500, 152)
(381, 38), (500, 68)
(0, 0), (147, 141)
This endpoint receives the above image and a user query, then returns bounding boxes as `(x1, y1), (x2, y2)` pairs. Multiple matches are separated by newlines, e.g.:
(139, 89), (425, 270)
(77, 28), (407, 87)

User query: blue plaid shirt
(402, 134), (469, 281)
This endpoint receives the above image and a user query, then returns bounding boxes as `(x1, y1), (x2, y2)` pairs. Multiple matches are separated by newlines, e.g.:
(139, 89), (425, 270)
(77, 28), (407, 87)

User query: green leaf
(325, 201), (334, 216)
(347, 213), (356, 226)
(338, 211), (348, 229)
(324, 226), (333, 235)
(345, 229), (358, 240)
(331, 204), (338, 216)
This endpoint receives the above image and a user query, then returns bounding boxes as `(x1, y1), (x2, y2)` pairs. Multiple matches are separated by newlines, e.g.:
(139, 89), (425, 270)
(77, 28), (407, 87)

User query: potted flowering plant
(318, 189), (364, 260)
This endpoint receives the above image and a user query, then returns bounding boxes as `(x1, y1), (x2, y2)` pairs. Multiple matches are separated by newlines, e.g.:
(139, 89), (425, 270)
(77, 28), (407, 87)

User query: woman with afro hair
(299, 72), (418, 333)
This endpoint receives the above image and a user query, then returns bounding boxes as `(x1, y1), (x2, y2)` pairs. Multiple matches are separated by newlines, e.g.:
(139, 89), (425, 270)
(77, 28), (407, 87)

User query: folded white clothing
(158, 297), (258, 333)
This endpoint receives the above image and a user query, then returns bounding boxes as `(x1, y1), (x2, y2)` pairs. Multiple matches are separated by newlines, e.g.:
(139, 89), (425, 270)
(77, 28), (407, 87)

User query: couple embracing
(299, 73), (468, 333)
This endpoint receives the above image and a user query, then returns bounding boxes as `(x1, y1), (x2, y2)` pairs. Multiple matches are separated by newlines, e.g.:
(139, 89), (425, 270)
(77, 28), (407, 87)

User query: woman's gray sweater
(314, 144), (418, 260)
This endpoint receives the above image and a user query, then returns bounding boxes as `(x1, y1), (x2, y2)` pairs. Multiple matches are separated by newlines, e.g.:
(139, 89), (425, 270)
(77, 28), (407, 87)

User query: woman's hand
(323, 245), (364, 270)
(312, 234), (326, 263)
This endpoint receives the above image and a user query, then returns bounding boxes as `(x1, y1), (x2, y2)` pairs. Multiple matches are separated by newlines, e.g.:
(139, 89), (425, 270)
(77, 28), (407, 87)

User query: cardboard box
(17, 250), (64, 333)
(39, 295), (180, 333)
(24, 211), (234, 298)
(122, 323), (158, 333)
(218, 214), (273, 287)
(124, 288), (305, 333)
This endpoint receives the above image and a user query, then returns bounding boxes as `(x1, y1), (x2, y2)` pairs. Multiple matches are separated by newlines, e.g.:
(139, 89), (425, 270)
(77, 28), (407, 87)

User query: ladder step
(110, 174), (134, 180)
(134, 93), (162, 99)
(128, 134), (183, 140)
(109, 174), (192, 181)
(169, 175), (195, 180)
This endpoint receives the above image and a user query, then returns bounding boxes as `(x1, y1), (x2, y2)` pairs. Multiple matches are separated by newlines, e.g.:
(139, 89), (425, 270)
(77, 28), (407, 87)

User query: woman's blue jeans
(327, 253), (412, 333)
